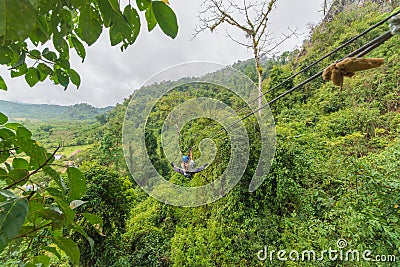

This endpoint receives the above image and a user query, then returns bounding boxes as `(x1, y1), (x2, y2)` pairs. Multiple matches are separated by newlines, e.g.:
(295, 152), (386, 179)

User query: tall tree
(196, 0), (296, 115)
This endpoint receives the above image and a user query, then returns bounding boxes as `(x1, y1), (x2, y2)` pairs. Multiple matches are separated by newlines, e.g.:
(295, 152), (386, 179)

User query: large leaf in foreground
(0, 190), (28, 252)
(54, 236), (80, 264)
(67, 167), (86, 201)
(152, 1), (178, 38)
(0, 0), (36, 41)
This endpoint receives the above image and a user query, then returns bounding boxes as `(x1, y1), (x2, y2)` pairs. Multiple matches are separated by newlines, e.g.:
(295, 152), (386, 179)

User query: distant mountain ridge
(0, 100), (113, 121)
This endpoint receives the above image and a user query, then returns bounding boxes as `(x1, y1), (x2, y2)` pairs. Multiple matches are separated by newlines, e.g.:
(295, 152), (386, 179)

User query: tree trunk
(255, 56), (263, 117)
(258, 69), (263, 117)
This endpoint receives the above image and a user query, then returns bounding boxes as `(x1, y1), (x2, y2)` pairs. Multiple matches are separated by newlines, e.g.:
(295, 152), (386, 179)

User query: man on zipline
(181, 149), (195, 174)
(171, 148), (208, 178)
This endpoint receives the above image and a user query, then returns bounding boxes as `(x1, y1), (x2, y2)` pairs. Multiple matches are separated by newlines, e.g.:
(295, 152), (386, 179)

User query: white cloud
(0, 0), (324, 107)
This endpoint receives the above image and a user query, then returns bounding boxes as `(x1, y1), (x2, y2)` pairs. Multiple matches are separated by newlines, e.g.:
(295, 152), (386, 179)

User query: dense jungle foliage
(1, 2), (400, 266)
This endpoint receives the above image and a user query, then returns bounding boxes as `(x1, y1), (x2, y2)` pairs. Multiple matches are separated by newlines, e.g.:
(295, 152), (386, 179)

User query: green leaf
(43, 166), (66, 194)
(55, 69), (69, 89)
(109, 0), (119, 10)
(36, 208), (64, 229)
(70, 36), (86, 62)
(0, 76), (6, 91)
(97, 0), (115, 27)
(46, 187), (64, 198)
(4, 122), (23, 131)
(26, 199), (44, 223)
(59, 9), (73, 34)
(41, 246), (61, 260)
(0, 189), (15, 199)
(37, 63), (53, 75)
(0, 128), (14, 139)
(0, 112), (7, 124)
(0, 46), (13, 64)
(145, 4), (157, 31)
(50, 9), (62, 34)
(53, 236), (80, 264)
(81, 212), (103, 235)
(152, 1), (178, 38)
(42, 47), (49, 55)
(67, 167), (86, 201)
(11, 63), (28, 78)
(136, 0), (151, 11)
(53, 33), (69, 57)
(42, 50), (57, 62)
(30, 23), (48, 45)
(0, 191), (29, 252)
(12, 158), (29, 170)
(72, 225), (94, 252)
(79, 5), (103, 46)
(25, 67), (40, 87)
(4, 162), (11, 172)
(16, 225), (34, 236)
(0, 152), (10, 165)
(123, 5), (141, 43)
(32, 255), (50, 267)
(11, 50), (26, 69)
(35, 15), (50, 38)
(55, 57), (70, 70)
(54, 197), (75, 225)
(0, 0), (37, 41)
(27, 49), (41, 60)
(7, 169), (29, 187)
(37, 63), (53, 81)
(81, 212), (102, 225)
(7, 234), (23, 252)
(16, 126), (32, 139)
(109, 6), (140, 47)
(109, 14), (126, 46)
(0, 168), (7, 183)
(68, 69), (81, 89)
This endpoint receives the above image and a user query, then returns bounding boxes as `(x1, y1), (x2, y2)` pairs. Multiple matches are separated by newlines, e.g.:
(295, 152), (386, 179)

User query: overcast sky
(0, 0), (325, 107)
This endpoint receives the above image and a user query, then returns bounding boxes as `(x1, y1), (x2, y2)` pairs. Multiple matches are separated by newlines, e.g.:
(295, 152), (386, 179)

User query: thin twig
(4, 145), (60, 190)
(13, 222), (52, 240)
(0, 147), (19, 153)
(25, 49), (55, 66)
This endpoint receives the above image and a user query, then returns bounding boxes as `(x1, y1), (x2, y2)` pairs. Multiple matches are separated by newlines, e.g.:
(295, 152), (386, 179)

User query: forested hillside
(0, 100), (112, 121)
(1, 2), (399, 267)
(62, 3), (400, 266)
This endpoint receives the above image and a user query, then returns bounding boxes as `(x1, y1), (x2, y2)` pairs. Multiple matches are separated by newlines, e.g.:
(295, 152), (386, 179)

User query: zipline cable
(208, 29), (395, 139)
(230, 9), (400, 114)
(179, 10), (400, 150)
(190, 8), (400, 141)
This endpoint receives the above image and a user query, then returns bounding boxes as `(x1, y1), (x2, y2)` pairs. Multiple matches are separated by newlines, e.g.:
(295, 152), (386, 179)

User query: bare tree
(195, 0), (296, 116)
(323, 0), (329, 15)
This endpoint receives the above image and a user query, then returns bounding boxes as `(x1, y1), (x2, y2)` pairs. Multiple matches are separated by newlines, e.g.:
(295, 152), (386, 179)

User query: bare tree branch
(225, 30), (252, 48)
(255, 0), (276, 34)
(195, 0), (296, 115)
(243, 0), (255, 31)
(0, 147), (19, 153)
(4, 146), (60, 190)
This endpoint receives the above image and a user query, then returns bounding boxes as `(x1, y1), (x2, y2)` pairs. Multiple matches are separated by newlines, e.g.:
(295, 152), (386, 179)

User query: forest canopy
(1, 1), (400, 266)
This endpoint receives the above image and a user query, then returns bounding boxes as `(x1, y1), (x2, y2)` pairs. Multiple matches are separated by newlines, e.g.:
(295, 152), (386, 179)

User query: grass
(58, 144), (93, 158)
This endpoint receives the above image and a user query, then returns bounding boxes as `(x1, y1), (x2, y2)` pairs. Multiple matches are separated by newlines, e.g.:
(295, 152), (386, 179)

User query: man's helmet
(182, 155), (190, 163)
